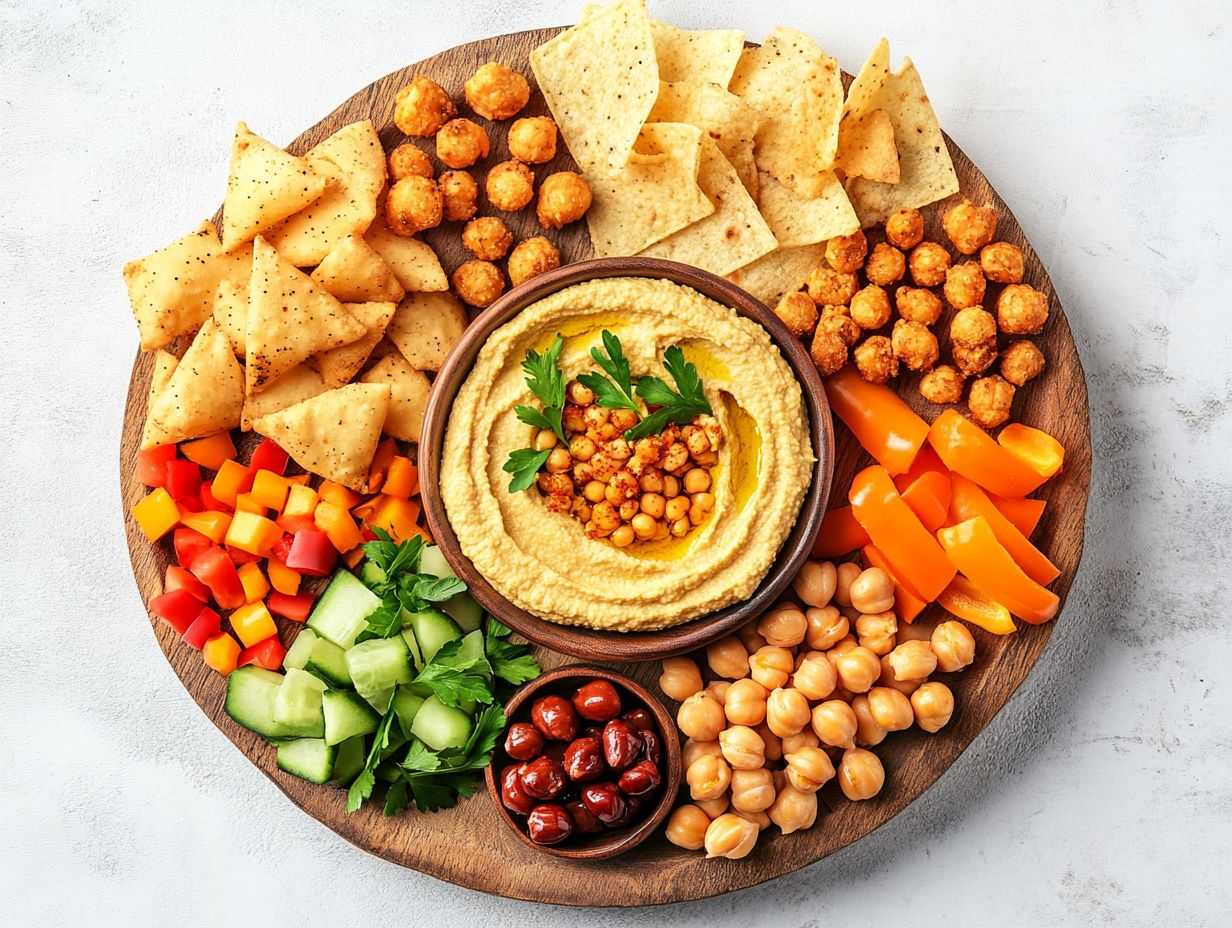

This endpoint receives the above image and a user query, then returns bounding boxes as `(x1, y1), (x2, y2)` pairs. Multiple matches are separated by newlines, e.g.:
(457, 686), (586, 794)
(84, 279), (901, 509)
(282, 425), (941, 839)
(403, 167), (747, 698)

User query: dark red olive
(565, 798), (604, 834)
(639, 728), (661, 765)
(520, 754), (566, 800)
(618, 759), (661, 797)
(563, 736), (604, 783)
(527, 803), (574, 845)
(580, 725), (603, 741)
(581, 782), (627, 825)
(602, 718), (642, 771)
(542, 741), (568, 766)
(573, 680), (622, 722)
(504, 722), (545, 761)
(531, 694), (580, 741)
(500, 764), (535, 815)
(610, 795), (644, 828)
(622, 707), (654, 733)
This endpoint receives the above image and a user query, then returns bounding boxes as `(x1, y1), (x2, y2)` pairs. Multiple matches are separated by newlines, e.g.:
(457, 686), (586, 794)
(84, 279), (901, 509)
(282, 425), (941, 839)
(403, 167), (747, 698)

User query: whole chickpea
(435, 118), (489, 169)
(793, 559), (837, 607)
(507, 236), (561, 286)
(886, 639), (938, 682)
(686, 753), (732, 801)
(851, 694), (888, 747)
(695, 795), (729, 819)
(736, 622), (768, 655)
(682, 739), (722, 771)
(768, 784), (818, 835)
(931, 620), (976, 672)
(755, 722), (783, 763)
(749, 646), (794, 690)
(706, 636), (750, 680)
(393, 76), (456, 137)
(866, 686), (915, 731)
(878, 654), (923, 697)
(792, 652), (838, 701)
(665, 805), (711, 849)
(856, 610), (898, 656)
(885, 207), (925, 250)
(734, 809), (772, 831)
(704, 813), (759, 859)
(849, 568), (895, 614)
(826, 229), (868, 273)
(811, 699), (857, 749)
(834, 645), (882, 694)
(943, 199), (997, 255)
(724, 678), (768, 727)
(765, 688), (812, 738)
(909, 241), (952, 287)
(677, 691), (725, 741)
(718, 725), (766, 770)
(805, 605), (849, 650)
(659, 656), (704, 702)
(911, 681), (955, 733)
(730, 767), (776, 813)
(865, 243), (906, 287)
(834, 562), (861, 608)
(704, 680), (731, 706)
(781, 730), (820, 754)
(757, 605), (808, 648)
(785, 746), (835, 792)
(838, 748), (886, 800)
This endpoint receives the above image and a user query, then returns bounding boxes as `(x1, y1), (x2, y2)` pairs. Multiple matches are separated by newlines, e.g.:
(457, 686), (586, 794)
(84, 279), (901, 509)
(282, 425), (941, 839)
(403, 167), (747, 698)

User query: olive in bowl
(484, 665), (681, 859)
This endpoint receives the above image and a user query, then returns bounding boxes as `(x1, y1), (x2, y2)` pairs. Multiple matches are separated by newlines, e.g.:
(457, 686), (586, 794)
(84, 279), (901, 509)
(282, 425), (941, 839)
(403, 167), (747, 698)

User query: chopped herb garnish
(626, 345), (712, 440)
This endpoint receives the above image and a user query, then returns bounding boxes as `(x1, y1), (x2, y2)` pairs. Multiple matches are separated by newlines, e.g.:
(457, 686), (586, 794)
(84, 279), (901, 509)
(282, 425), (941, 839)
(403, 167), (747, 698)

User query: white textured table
(3, 0), (1229, 924)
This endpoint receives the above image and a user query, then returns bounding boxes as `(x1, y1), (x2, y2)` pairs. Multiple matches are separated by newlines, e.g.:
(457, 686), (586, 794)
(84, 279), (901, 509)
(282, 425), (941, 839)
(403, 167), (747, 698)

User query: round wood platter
(120, 27), (1092, 907)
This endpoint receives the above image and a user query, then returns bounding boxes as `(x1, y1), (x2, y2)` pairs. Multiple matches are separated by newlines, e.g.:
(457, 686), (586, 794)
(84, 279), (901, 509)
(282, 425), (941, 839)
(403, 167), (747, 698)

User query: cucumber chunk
(322, 690), (380, 746)
(455, 629), (490, 673)
(399, 620), (424, 670)
(272, 668), (327, 738)
(410, 694), (473, 750)
(276, 738), (337, 785)
(282, 628), (317, 671)
(224, 666), (285, 737)
(306, 636), (353, 688)
(359, 561), (387, 589)
(441, 591), (483, 633)
(406, 609), (462, 664)
(331, 736), (365, 785)
(392, 686), (426, 739)
(345, 637), (413, 698)
(363, 687), (395, 714)
(418, 545), (456, 579)
(307, 570), (381, 649)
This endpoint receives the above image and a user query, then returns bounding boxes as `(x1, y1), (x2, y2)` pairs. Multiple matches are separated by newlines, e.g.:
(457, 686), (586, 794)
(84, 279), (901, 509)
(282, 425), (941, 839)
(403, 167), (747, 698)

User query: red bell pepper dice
(225, 545), (263, 567)
(249, 439), (289, 476)
(237, 635), (287, 671)
(360, 526), (378, 543)
(182, 607), (221, 649)
(136, 445), (177, 487)
(285, 530), (338, 577)
(199, 482), (234, 513)
(173, 527), (214, 569)
(268, 591), (315, 623)
(150, 589), (205, 634)
(271, 533), (296, 563)
(276, 514), (318, 536)
(188, 546), (246, 611)
(163, 459), (204, 501)
(165, 565), (210, 602)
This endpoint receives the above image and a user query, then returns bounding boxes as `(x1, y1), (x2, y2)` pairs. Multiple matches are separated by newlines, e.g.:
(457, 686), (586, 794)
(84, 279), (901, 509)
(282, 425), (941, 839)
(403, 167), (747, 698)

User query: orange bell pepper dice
(899, 470), (951, 532)
(283, 483), (319, 519)
(937, 576), (1017, 635)
(989, 493), (1047, 538)
(319, 481), (363, 510)
(366, 438), (399, 494)
(178, 510), (232, 545)
(314, 501), (364, 553)
(825, 366), (930, 475)
(369, 495), (423, 543)
(267, 558), (302, 595)
(849, 465), (955, 601)
(250, 469), (291, 512)
(202, 631), (241, 676)
(927, 410), (1047, 498)
(812, 506), (869, 558)
(229, 601), (278, 647)
(237, 562), (271, 604)
(383, 456), (419, 499)
(180, 433), (237, 471)
(210, 458), (250, 507)
(998, 423), (1065, 479)
(862, 545), (927, 623)
(132, 488), (180, 542)
(948, 475), (1059, 585)
(224, 511), (282, 557)
(936, 517), (1059, 624)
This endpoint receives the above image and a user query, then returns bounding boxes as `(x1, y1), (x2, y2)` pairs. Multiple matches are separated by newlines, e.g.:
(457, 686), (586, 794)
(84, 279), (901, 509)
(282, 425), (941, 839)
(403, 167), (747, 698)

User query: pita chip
(312, 301), (397, 388)
(364, 218), (448, 293)
(835, 109), (900, 184)
(725, 243), (826, 308)
(646, 80), (762, 200)
(144, 319), (243, 448)
(212, 279), (248, 357)
(360, 352), (432, 443)
(384, 291), (467, 372)
(756, 170), (859, 248)
(241, 364), (328, 431)
(140, 350), (180, 449)
(843, 37), (891, 119)
(649, 20), (745, 86)
(311, 232), (406, 303)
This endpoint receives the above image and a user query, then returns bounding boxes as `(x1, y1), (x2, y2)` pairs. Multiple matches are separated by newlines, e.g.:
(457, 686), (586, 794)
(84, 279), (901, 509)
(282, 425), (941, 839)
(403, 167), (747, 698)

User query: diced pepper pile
(815, 365), (1067, 634)
(131, 435), (427, 676)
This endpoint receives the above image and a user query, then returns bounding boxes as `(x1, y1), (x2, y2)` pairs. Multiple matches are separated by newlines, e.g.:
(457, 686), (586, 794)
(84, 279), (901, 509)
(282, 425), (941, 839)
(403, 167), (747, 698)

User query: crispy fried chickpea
(508, 115), (558, 164)
(749, 646), (794, 691)
(805, 266), (859, 306)
(730, 767), (776, 813)
(463, 62), (529, 120)
(485, 159), (534, 211)
(677, 691), (725, 742)
(931, 620), (977, 673)
(811, 699), (857, 749)
(505, 236), (561, 287)
(909, 241), (951, 286)
(537, 171), (592, 228)
(850, 285), (892, 330)
(891, 319), (940, 372)
(769, 783), (818, 834)
(911, 681), (956, 733)
(659, 656), (704, 702)
(724, 678), (768, 727)
(969, 374), (1016, 428)
(895, 286), (943, 326)
(387, 143), (433, 180)
(695, 795), (729, 819)
(682, 738), (723, 771)
(838, 748), (885, 800)
(393, 76), (456, 137)
(834, 645), (881, 694)
(688, 754), (732, 801)
(438, 170), (478, 221)
(705, 680), (732, 706)
(792, 653), (837, 701)
(451, 259), (504, 308)
(385, 176), (442, 235)
(851, 694), (888, 747)
(980, 241), (1025, 283)
(704, 813), (759, 859)
(849, 568), (895, 614)
(706, 636), (750, 680)
(819, 306), (861, 347)
(785, 746), (836, 792)
(461, 216), (513, 260)
(665, 805), (711, 849)
(999, 340), (1046, 386)
(950, 307), (997, 348)
(774, 290), (819, 337)
(805, 605), (849, 651)
(834, 562), (861, 609)
(997, 283), (1049, 334)
(943, 199), (998, 255)
(952, 341), (1000, 377)
(793, 560), (837, 608)
(435, 118), (489, 169)
(867, 686), (915, 731)
(856, 611), (898, 656)
(944, 261), (986, 309)
(809, 330), (848, 376)
(853, 336), (898, 384)
(766, 687), (811, 738)
(886, 639), (938, 682)
(885, 207), (925, 250)
(757, 605), (808, 648)
(920, 364), (965, 404)
(826, 230), (868, 273)
(719, 725), (767, 770)
(865, 243), (906, 286)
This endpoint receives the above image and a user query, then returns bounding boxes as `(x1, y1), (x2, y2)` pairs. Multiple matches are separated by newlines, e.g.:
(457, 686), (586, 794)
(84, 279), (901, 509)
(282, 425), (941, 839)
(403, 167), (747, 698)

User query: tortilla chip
(385, 291), (468, 372)
(311, 232), (406, 303)
(241, 364), (328, 431)
(140, 350), (180, 449)
(264, 121), (385, 266)
(312, 301), (397, 388)
(649, 21), (745, 86)
(123, 221), (252, 351)
(729, 27), (843, 199)
(246, 237), (367, 395)
(530, 0), (659, 174)
(359, 353), (432, 444)
(640, 137), (776, 276)
(725, 243), (826, 307)
(646, 80), (762, 200)
(212, 280), (248, 357)
(836, 109), (900, 184)
(586, 123), (713, 257)
(252, 383), (390, 490)
(221, 122), (328, 253)
(756, 170), (859, 248)
(844, 55), (960, 226)
(844, 38), (891, 119)
(364, 218), (448, 292)
(144, 319), (243, 448)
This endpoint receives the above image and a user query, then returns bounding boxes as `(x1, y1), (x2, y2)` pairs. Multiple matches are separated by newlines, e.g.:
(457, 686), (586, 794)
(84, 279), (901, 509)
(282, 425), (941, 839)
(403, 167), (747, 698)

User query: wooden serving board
(120, 27), (1092, 906)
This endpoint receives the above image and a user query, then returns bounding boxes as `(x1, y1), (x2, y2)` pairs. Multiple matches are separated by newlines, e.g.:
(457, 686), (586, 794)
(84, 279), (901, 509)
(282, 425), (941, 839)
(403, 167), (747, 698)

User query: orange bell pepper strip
(927, 410), (1047, 498)
(892, 445), (950, 493)
(366, 438), (399, 494)
(936, 575), (1017, 635)
(936, 517), (1059, 624)
(989, 493), (1046, 538)
(825, 366), (930, 475)
(998, 423), (1065, 479)
(849, 465), (955, 601)
(948, 475), (1060, 584)
(812, 506), (869, 558)
(862, 545), (928, 623)
(383, 456), (419, 499)
(899, 471), (951, 532)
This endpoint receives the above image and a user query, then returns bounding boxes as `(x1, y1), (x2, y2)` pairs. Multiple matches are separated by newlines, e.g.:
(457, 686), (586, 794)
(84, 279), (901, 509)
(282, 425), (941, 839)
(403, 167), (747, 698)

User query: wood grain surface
(120, 27), (1092, 907)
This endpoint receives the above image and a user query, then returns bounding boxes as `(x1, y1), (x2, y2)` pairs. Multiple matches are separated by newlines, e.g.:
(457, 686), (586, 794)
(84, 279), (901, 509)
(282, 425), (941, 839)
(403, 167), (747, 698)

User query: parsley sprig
(513, 335), (566, 443)
(576, 330), (640, 413)
(357, 529), (468, 640)
(625, 345), (713, 440)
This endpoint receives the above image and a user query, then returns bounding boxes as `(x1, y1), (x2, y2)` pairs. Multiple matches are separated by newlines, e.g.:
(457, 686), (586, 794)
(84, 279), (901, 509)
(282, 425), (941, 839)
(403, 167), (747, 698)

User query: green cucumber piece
(322, 690), (380, 746)
(272, 668), (327, 737)
(282, 628), (317, 671)
(410, 694), (473, 751)
(224, 666), (285, 737)
(363, 687), (394, 714)
(399, 620), (424, 670)
(359, 561), (387, 589)
(441, 591), (483, 633)
(345, 636), (413, 698)
(419, 545), (455, 579)
(455, 629), (489, 673)
(276, 738), (337, 784)
(331, 736), (366, 785)
(407, 609), (462, 664)
(307, 570), (381, 649)
(306, 637), (353, 688)
(392, 686), (426, 739)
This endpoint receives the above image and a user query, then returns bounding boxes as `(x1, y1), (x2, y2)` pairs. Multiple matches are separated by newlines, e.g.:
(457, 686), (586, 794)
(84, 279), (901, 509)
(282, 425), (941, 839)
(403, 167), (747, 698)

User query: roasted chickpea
(851, 693), (888, 747)
(687, 753), (732, 801)
(665, 804), (711, 849)
(805, 265), (859, 306)
(980, 241), (1024, 283)
(755, 722), (783, 763)
(774, 290), (819, 337)
(704, 680), (732, 706)
(944, 261), (987, 310)
(677, 691), (725, 741)
(838, 748), (885, 800)
(659, 656), (704, 702)
(809, 330), (848, 376)
(704, 813), (759, 859)
(393, 76), (456, 136)
(943, 199), (998, 255)
(706, 636), (750, 680)
(719, 725), (767, 770)
(461, 216), (513, 260)
(999, 340), (1046, 386)
(805, 605), (849, 650)
(730, 768), (776, 814)
(793, 560), (836, 608)
(505, 236), (561, 287)
(792, 652), (838, 701)
(891, 319), (940, 372)
(953, 341), (1000, 377)
(781, 729), (821, 754)
(768, 783), (818, 835)
(537, 171), (592, 228)
(865, 243), (906, 286)
(385, 176), (442, 235)
(920, 364), (965, 404)
(485, 159), (535, 212)
(749, 646), (794, 690)
(451, 259), (505, 308)
(681, 738), (722, 771)
(969, 374), (1016, 428)
(997, 283), (1049, 334)
(435, 118), (489, 168)
(784, 746), (835, 792)
(885, 207), (925, 250)
(878, 653), (923, 697)
(856, 610), (898, 656)
(895, 285), (943, 326)
(735, 622), (768, 656)
(886, 639), (938, 682)
(819, 306), (861, 346)
(911, 681), (956, 732)
(723, 678), (768, 727)
(850, 284), (892, 330)
(849, 568), (895, 614)
(757, 605), (808, 648)
(766, 687), (811, 738)
(695, 795), (730, 819)
(909, 241), (951, 286)
(950, 307), (998, 348)
(387, 143), (433, 180)
(463, 62), (529, 120)
(931, 620), (976, 672)
(854, 336), (898, 384)
(866, 686), (915, 731)
(826, 230), (868, 273)
(811, 699), (857, 749)
(508, 115), (558, 163)
(835, 646), (881, 694)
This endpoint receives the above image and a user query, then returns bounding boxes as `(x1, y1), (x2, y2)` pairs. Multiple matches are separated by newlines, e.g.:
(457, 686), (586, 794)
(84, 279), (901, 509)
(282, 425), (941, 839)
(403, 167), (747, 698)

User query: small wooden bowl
(419, 257), (835, 660)
(483, 664), (681, 860)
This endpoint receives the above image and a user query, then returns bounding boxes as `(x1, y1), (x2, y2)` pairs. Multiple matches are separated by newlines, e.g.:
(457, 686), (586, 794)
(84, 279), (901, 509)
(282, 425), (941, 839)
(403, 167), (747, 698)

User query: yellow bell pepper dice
(250, 469), (291, 512)
(229, 602), (277, 648)
(211, 459), (248, 507)
(225, 511), (282, 557)
(314, 501), (363, 553)
(180, 433), (238, 472)
(370, 496), (422, 543)
(318, 481), (363, 510)
(283, 483), (320, 519)
(202, 631), (241, 676)
(132, 488), (180, 542)
(237, 562), (271, 604)
(233, 493), (266, 516)
(267, 558), (301, 595)
(179, 510), (232, 544)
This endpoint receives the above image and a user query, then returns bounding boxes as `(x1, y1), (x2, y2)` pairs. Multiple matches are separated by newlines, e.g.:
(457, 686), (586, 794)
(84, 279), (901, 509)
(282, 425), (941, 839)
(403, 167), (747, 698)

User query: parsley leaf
(382, 780), (409, 818)
(410, 575), (468, 603)
(362, 528), (424, 583)
(486, 637), (542, 685)
(576, 330), (640, 412)
(627, 346), (712, 440)
(502, 447), (551, 493)
(400, 738), (443, 773)
(410, 640), (493, 708)
(359, 596), (403, 640)
(346, 707), (398, 813)
(519, 335), (566, 443)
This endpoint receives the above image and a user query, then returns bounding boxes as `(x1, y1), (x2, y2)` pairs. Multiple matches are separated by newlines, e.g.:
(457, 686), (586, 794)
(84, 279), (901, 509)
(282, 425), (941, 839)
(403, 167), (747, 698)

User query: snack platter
(121, 15), (1091, 907)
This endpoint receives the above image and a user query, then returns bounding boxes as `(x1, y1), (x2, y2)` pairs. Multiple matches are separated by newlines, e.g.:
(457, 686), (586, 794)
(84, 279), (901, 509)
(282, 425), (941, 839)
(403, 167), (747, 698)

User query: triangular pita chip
(221, 122), (328, 252)
(264, 121), (385, 266)
(252, 383), (390, 490)
(212, 280), (248, 357)
(245, 237), (367, 395)
(360, 352), (432, 444)
(756, 170), (859, 248)
(311, 232), (406, 303)
(843, 38), (891, 119)
(836, 109), (900, 184)
(312, 301), (397, 388)
(646, 81), (762, 201)
(384, 291), (468, 372)
(725, 243), (826, 307)
(140, 350), (180, 449)
(364, 218), (448, 292)
(144, 319), (243, 448)
(123, 221), (252, 350)
(649, 21), (745, 86)
(241, 364), (328, 431)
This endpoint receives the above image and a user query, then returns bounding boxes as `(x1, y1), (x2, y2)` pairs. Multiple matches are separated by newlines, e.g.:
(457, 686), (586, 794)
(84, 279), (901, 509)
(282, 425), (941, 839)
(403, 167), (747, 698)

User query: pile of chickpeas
(385, 64), (594, 308)
(773, 200), (1051, 428)
(659, 557), (976, 859)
